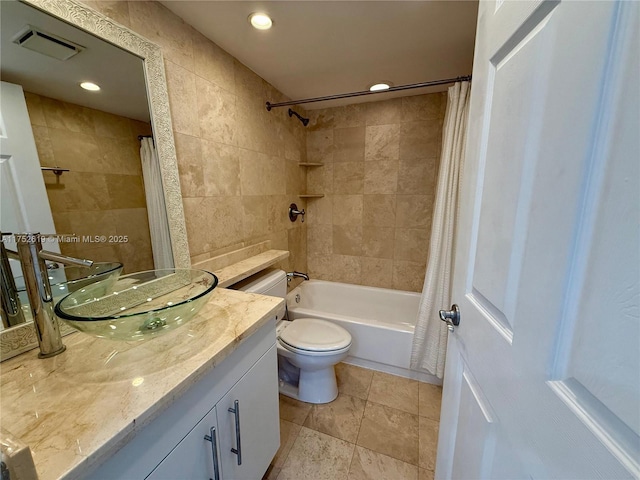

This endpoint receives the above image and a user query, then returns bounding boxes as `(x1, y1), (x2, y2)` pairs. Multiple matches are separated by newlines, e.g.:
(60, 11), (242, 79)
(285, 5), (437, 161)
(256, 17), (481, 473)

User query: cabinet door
(147, 406), (222, 480)
(217, 345), (280, 480)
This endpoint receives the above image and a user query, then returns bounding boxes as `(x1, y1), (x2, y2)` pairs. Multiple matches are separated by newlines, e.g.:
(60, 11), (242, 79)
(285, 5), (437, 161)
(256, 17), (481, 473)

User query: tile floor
(263, 363), (442, 480)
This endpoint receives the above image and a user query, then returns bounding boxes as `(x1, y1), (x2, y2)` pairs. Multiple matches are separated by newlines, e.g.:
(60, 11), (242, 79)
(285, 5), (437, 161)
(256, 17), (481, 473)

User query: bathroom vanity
(0, 289), (283, 480)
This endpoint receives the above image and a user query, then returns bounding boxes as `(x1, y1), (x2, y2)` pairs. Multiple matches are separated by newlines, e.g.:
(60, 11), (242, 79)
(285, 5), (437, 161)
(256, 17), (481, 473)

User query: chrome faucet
(286, 271), (309, 282)
(14, 233), (92, 358)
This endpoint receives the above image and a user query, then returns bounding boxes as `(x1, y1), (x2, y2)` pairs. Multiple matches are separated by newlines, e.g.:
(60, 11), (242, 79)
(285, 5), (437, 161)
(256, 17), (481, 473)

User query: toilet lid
(278, 318), (352, 352)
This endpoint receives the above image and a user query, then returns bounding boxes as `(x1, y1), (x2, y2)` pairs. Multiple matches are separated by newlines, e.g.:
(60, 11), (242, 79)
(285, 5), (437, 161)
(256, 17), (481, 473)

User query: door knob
(439, 304), (460, 332)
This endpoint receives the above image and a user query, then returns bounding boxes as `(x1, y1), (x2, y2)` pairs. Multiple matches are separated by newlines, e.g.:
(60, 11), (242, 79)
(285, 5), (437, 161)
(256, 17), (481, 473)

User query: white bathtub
(286, 280), (440, 383)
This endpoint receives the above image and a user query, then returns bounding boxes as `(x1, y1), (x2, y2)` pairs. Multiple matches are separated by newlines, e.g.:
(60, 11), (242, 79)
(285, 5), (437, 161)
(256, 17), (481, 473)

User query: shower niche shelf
(298, 163), (324, 167)
(299, 194), (324, 199)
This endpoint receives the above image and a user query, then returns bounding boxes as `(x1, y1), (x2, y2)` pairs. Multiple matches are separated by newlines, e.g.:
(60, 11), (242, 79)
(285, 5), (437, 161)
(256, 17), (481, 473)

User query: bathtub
(286, 280), (440, 384)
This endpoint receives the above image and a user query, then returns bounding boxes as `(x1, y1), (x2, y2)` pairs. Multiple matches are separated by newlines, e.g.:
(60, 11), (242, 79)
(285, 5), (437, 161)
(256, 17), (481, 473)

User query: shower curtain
(140, 138), (174, 269)
(410, 81), (471, 378)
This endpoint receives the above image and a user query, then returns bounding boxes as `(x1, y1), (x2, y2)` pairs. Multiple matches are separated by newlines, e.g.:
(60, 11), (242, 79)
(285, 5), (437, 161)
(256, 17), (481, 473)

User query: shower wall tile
(306, 92), (444, 291)
(165, 61), (200, 137)
(334, 127), (365, 162)
(26, 92), (154, 274)
(85, 0), (309, 272)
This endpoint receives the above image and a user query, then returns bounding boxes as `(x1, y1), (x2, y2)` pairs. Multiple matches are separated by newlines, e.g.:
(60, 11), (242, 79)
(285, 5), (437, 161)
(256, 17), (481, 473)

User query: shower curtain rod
(266, 75), (471, 111)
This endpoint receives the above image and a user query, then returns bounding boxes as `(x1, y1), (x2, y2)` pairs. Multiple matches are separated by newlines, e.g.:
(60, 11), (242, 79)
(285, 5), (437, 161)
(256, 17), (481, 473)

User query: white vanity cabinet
(89, 320), (280, 480)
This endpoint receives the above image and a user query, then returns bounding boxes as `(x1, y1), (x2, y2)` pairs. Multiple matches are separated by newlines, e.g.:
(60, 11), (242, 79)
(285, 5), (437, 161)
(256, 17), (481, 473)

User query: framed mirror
(0, 0), (190, 360)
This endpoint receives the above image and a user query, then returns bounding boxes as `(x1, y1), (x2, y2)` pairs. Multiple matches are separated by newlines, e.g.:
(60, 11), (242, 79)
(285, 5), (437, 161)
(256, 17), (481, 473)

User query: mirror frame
(0, 0), (191, 361)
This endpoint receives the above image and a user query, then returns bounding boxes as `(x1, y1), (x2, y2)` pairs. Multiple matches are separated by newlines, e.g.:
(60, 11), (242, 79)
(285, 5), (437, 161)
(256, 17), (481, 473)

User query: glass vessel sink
(55, 269), (218, 341)
(49, 262), (123, 297)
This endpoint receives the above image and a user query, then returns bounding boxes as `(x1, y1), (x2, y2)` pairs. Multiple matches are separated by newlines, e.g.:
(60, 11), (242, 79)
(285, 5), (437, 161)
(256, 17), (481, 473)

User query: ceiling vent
(13, 26), (82, 61)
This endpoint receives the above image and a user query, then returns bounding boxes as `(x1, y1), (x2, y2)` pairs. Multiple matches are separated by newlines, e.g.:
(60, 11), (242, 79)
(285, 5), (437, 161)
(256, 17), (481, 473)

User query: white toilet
(233, 269), (351, 404)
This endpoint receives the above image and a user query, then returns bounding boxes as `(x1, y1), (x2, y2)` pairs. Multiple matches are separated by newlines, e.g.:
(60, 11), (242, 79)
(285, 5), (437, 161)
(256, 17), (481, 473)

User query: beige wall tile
(363, 194), (396, 227)
(402, 93), (446, 123)
(175, 133), (205, 198)
(392, 260), (426, 292)
(366, 98), (402, 126)
(104, 174), (146, 209)
(333, 225), (363, 256)
(239, 149), (285, 195)
(334, 161), (364, 194)
(395, 195), (431, 228)
(165, 61), (200, 137)
(400, 120), (442, 160)
(364, 160), (398, 194)
(306, 196), (333, 225)
(96, 136), (143, 176)
(362, 226), (395, 259)
(41, 96), (95, 135)
(394, 228), (430, 263)
(45, 172), (109, 212)
(201, 140), (240, 196)
(193, 31), (235, 94)
(196, 76), (236, 146)
(129, 1), (194, 71)
(308, 253), (333, 280)
(334, 104), (367, 128)
(307, 225), (333, 255)
(48, 128), (100, 172)
(83, 1), (131, 27)
(23, 92), (46, 126)
(334, 126), (365, 162)
(31, 125), (55, 166)
(365, 124), (400, 162)
(307, 129), (334, 164)
(242, 196), (269, 239)
(91, 110), (131, 139)
(331, 254), (361, 284)
(307, 108), (336, 131)
(360, 257), (393, 288)
(234, 60), (264, 99)
(333, 195), (363, 226)
(307, 162), (334, 195)
(397, 157), (438, 195)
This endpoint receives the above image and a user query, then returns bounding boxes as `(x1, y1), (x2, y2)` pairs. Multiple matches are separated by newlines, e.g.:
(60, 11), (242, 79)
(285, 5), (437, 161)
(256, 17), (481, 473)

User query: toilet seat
(278, 318), (351, 355)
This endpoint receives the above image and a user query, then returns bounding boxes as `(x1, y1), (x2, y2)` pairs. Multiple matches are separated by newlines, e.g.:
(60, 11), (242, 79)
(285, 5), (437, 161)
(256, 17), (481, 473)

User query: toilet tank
(230, 269), (287, 320)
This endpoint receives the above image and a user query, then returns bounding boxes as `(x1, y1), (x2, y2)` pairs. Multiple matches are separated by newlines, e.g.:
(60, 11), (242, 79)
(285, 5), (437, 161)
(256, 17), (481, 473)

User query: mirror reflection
(0, 0), (173, 330)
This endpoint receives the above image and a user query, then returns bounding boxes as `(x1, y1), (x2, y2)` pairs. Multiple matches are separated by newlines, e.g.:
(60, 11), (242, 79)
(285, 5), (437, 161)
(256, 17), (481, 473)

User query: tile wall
(83, 1), (308, 275)
(25, 92), (155, 273)
(305, 94), (446, 291)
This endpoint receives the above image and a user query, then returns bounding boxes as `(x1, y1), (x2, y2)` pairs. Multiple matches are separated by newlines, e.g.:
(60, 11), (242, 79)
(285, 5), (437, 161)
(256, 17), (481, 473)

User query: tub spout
(287, 271), (309, 282)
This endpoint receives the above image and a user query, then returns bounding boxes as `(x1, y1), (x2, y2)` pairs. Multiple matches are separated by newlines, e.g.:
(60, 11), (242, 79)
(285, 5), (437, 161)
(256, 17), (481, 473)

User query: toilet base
(278, 364), (339, 404)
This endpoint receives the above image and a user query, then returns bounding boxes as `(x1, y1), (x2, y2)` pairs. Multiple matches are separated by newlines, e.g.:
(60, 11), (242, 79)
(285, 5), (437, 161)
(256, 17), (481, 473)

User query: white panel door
(0, 81), (59, 283)
(438, 1), (639, 478)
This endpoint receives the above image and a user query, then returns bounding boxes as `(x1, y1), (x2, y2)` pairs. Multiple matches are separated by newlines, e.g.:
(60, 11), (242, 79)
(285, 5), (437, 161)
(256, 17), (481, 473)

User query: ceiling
(0, 1), (149, 122)
(162, 1), (478, 109)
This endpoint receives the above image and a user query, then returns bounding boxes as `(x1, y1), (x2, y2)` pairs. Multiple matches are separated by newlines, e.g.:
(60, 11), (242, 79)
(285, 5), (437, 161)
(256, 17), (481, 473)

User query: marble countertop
(0, 288), (283, 480)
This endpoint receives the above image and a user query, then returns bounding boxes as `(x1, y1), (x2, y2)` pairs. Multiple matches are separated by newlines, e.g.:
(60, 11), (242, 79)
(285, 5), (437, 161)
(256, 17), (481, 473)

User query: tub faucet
(14, 233), (93, 358)
(287, 271), (309, 282)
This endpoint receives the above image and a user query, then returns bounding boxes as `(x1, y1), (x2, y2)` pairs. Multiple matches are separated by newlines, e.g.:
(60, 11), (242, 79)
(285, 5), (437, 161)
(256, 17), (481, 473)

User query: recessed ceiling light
(80, 82), (100, 91)
(369, 83), (392, 92)
(248, 12), (273, 30)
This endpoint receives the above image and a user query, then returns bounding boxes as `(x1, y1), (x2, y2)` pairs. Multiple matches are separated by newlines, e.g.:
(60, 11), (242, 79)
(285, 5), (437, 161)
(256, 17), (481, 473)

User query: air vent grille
(13, 25), (82, 61)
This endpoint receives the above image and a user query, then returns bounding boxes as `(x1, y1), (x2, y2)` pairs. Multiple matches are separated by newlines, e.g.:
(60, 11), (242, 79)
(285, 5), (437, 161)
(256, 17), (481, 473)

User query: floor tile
(272, 420), (302, 468)
(348, 446), (419, 480)
(368, 371), (419, 415)
(335, 363), (374, 400)
(279, 394), (312, 425)
(303, 393), (366, 443)
(419, 467), (435, 480)
(356, 401), (419, 465)
(278, 427), (355, 480)
(419, 417), (439, 471)
(262, 465), (280, 480)
(418, 382), (442, 421)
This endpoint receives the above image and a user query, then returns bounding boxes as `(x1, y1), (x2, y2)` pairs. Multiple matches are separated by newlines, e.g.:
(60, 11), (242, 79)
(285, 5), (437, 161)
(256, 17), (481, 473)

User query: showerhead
(288, 108), (309, 127)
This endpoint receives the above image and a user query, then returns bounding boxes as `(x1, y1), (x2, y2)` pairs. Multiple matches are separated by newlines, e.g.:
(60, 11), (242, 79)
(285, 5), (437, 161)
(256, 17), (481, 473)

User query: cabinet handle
(204, 426), (221, 480)
(228, 399), (242, 465)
